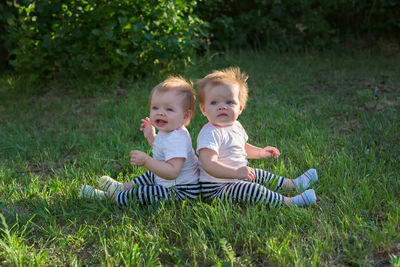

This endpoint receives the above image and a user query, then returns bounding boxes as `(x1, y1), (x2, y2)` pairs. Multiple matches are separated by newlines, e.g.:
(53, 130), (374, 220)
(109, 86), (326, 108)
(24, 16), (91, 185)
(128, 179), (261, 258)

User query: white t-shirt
(152, 126), (199, 187)
(196, 121), (248, 183)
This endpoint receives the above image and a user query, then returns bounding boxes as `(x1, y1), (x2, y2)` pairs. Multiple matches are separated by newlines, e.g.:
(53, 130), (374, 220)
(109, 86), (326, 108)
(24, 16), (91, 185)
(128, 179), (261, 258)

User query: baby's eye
(167, 108), (174, 112)
(226, 101), (233, 105)
(211, 101), (217, 105)
(152, 106), (158, 110)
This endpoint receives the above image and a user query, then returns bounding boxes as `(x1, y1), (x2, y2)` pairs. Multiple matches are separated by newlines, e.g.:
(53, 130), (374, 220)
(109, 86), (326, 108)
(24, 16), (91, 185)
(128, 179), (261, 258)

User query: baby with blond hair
(196, 67), (318, 207)
(81, 77), (200, 205)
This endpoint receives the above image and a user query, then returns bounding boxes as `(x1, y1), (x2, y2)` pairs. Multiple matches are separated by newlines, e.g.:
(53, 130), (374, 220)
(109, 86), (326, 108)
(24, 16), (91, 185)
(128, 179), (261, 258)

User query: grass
(1, 49), (400, 266)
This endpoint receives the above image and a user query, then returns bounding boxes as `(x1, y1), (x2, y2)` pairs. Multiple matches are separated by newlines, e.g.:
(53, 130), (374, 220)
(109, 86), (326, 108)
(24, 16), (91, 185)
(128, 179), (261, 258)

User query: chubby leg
(253, 168), (287, 190)
(201, 181), (316, 207)
(115, 184), (170, 206)
(203, 181), (284, 207)
(115, 175), (201, 206)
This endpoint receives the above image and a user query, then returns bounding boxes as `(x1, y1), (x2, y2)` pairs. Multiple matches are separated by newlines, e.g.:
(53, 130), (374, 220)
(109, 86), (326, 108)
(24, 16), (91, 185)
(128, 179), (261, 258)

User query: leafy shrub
(0, 2), (19, 72)
(1, 0), (208, 82)
(195, 0), (336, 51)
(320, 0), (399, 38)
(196, 0), (399, 51)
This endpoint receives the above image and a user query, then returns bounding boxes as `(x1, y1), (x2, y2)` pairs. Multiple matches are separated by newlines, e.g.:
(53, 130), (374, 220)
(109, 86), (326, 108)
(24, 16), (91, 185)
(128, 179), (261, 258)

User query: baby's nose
(218, 105), (227, 110)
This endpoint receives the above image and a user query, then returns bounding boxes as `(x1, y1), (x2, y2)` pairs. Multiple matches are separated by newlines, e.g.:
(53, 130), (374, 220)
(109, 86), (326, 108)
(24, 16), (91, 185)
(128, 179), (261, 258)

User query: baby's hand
(261, 146), (280, 158)
(237, 166), (256, 181)
(130, 150), (150, 166)
(140, 117), (155, 139)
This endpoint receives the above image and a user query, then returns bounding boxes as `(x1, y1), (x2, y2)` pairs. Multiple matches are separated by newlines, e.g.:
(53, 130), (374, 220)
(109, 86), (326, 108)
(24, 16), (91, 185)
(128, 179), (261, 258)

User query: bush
(196, 0), (400, 51)
(0, 2), (19, 72)
(1, 0), (208, 82)
(196, 0), (335, 51)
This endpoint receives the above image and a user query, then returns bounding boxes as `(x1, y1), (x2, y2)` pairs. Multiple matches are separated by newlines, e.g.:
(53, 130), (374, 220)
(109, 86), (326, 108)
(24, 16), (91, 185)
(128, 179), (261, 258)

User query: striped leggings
(116, 171), (201, 206)
(200, 168), (285, 207)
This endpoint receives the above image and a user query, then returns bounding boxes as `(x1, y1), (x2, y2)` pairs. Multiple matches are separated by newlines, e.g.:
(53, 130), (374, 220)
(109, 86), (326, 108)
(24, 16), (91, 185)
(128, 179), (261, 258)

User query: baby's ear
(239, 105), (244, 114)
(199, 104), (206, 115)
(184, 110), (192, 120)
(183, 110), (193, 126)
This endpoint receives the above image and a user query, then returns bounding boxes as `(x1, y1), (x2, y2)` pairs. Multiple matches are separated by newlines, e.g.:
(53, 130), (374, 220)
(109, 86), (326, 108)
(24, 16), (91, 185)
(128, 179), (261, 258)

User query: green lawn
(1, 49), (399, 266)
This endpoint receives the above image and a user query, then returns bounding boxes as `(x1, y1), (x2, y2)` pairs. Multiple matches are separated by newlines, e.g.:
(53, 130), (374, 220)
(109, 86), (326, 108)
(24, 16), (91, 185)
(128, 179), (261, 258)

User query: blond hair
(150, 76), (196, 125)
(197, 67), (249, 109)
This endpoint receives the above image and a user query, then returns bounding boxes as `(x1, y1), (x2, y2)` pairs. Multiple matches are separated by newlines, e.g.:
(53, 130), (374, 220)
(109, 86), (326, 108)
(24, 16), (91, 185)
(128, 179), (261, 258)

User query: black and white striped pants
(200, 168), (285, 207)
(116, 171), (201, 206)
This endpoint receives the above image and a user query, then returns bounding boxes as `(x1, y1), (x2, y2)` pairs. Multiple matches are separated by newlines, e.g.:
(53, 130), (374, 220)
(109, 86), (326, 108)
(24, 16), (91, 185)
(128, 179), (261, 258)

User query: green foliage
(195, 0), (335, 51)
(196, 0), (400, 51)
(1, 0), (208, 83)
(320, 0), (400, 37)
(2, 0), (399, 88)
(0, 2), (18, 72)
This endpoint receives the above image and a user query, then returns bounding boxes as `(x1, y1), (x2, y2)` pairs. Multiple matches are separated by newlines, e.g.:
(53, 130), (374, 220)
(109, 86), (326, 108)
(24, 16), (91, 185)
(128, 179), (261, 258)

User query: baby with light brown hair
(81, 76), (200, 205)
(196, 67), (318, 207)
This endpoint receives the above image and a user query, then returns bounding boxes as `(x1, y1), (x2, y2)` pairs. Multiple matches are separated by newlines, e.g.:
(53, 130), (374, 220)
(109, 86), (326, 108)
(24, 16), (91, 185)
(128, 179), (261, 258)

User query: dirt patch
(37, 90), (64, 106)
(1, 202), (32, 219)
(337, 118), (362, 134)
(373, 241), (400, 266)
(363, 99), (398, 112)
(19, 158), (75, 177)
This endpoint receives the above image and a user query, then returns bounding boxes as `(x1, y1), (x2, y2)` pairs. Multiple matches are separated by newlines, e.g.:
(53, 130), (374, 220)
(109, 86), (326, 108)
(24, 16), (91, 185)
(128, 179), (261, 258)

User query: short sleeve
(163, 131), (188, 161)
(197, 126), (221, 154)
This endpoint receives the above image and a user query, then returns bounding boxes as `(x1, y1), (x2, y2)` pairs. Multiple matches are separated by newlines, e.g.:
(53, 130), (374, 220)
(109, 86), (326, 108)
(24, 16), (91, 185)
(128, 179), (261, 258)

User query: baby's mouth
(217, 113), (228, 117)
(155, 119), (168, 127)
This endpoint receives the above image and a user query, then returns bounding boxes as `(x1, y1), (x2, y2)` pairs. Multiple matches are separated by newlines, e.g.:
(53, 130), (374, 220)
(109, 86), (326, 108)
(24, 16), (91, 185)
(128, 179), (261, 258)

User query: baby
(196, 67), (318, 207)
(81, 77), (200, 205)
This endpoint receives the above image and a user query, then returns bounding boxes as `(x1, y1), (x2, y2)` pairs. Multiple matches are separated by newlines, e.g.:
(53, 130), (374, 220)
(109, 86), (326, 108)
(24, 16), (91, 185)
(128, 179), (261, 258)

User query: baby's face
(200, 83), (243, 127)
(149, 90), (188, 132)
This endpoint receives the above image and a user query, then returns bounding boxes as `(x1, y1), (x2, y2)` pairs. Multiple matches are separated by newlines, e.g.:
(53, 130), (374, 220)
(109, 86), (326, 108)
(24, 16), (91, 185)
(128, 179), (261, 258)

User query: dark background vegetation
(1, 0), (399, 91)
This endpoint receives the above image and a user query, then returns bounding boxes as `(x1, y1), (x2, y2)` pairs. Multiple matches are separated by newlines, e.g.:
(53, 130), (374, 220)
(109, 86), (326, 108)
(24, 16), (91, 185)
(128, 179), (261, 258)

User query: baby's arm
(140, 117), (156, 146)
(245, 143), (280, 159)
(130, 150), (185, 180)
(199, 148), (256, 181)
